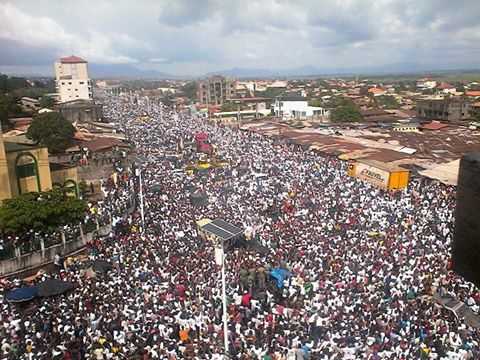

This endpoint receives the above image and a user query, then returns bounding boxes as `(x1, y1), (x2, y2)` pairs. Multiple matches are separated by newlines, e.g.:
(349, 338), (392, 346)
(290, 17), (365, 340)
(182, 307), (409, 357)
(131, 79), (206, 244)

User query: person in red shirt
(241, 293), (252, 308)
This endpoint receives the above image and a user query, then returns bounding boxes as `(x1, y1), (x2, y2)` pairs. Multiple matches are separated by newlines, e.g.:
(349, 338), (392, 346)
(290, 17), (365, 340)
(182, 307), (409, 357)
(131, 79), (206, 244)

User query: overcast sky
(0, 0), (479, 76)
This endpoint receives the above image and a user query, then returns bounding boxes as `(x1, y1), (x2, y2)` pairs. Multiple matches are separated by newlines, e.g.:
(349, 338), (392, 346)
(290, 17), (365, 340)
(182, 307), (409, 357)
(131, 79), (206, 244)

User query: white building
(273, 98), (329, 119)
(436, 82), (457, 94)
(55, 56), (93, 103)
(416, 77), (437, 89)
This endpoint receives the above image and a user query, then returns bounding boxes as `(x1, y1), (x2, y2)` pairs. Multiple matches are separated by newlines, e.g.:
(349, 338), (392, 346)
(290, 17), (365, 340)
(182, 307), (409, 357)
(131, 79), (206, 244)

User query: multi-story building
(416, 98), (471, 123)
(55, 56), (93, 103)
(196, 76), (237, 105)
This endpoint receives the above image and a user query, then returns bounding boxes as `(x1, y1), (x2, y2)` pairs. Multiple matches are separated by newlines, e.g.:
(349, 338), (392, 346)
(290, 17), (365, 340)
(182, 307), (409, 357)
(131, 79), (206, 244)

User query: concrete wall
(0, 222), (112, 278)
(58, 103), (103, 123)
(51, 166), (78, 185)
(0, 126), (12, 201)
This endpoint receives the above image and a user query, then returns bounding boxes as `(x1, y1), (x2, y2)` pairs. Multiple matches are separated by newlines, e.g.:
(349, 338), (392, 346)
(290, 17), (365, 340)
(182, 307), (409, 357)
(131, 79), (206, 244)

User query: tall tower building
(0, 124), (12, 201)
(55, 56), (93, 103)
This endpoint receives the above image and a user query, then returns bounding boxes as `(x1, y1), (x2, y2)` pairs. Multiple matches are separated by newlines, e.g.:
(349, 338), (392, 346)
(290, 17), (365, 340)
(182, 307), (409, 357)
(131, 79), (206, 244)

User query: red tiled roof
(421, 122), (450, 130)
(466, 91), (480, 97)
(437, 82), (455, 90)
(60, 55), (86, 63)
(368, 88), (384, 93)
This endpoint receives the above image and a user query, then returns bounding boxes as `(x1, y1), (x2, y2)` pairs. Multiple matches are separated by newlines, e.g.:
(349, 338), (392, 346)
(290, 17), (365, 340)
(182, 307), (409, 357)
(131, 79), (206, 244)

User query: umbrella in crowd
(5, 286), (38, 302)
(36, 279), (76, 297)
(190, 192), (208, 207)
(92, 259), (112, 274)
(269, 268), (293, 288)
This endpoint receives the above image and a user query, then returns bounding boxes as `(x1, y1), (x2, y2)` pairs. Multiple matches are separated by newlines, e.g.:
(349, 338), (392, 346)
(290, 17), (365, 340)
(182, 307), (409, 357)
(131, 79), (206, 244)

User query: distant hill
(205, 62), (480, 79)
(88, 63), (175, 79)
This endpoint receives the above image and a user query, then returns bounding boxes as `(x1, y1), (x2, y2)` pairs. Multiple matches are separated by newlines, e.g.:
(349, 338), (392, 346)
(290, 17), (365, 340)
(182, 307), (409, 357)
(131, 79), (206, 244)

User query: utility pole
(132, 155), (149, 233)
(215, 239), (229, 355)
(137, 166), (145, 233)
(221, 241), (229, 355)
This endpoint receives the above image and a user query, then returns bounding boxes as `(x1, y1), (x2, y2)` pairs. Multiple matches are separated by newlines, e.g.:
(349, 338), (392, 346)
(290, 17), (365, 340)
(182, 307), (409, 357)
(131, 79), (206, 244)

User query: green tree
(78, 180), (89, 198)
(359, 87), (369, 95)
(316, 79), (331, 89)
(39, 95), (55, 108)
(255, 87), (284, 98)
(0, 189), (87, 238)
(27, 112), (76, 154)
(329, 97), (356, 109)
(6, 76), (30, 91)
(221, 102), (237, 112)
(0, 93), (22, 130)
(181, 81), (197, 100)
(374, 95), (400, 110)
(308, 98), (323, 107)
(330, 105), (362, 122)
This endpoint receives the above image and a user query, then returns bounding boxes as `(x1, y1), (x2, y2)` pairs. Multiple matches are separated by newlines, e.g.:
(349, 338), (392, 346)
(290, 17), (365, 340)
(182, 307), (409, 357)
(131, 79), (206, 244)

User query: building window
(17, 163), (36, 178)
(79, 81), (84, 84)
(68, 82), (72, 85)
(61, 82), (65, 85)
(75, 89), (78, 91)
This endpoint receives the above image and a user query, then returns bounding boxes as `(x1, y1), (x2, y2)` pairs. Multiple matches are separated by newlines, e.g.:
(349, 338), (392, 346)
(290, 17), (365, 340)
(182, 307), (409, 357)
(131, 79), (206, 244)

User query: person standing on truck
(54, 253), (62, 272)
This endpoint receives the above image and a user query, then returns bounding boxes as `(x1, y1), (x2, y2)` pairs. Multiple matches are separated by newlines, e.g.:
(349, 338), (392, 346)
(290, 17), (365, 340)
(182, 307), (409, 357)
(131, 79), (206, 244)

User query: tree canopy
(39, 95), (56, 108)
(221, 102), (237, 112)
(181, 82), (196, 100)
(374, 95), (400, 110)
(27, 112), (76, 154)
(330, 104), (362, 122)
(0, 94), (21, 130)
(0, 74), (55, 130)
(0, 189), (87, 238)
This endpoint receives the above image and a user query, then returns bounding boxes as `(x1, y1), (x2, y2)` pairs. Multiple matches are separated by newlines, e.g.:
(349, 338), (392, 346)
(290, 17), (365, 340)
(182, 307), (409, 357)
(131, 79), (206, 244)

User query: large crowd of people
(0, 93), (479, 359)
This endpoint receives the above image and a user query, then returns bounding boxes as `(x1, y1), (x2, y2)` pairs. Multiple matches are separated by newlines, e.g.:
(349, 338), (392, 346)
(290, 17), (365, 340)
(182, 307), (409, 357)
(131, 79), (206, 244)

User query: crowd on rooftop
(0, 93), (479, 359)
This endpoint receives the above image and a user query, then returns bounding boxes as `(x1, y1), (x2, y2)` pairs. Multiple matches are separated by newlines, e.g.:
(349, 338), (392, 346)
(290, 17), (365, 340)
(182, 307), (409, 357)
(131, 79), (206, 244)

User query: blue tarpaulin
(5, 287), (38, 302)
(269, 268), (293, 288)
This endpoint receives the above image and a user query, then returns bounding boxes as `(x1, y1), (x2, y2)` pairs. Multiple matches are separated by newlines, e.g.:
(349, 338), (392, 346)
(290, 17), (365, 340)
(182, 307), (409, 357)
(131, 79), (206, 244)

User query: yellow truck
(348, 159), (409, 190)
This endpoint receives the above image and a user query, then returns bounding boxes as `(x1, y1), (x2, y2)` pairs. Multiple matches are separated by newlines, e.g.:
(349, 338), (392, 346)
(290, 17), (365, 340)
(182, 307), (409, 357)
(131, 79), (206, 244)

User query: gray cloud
(0, 39), (57, 66)
(158, 0), (219, 27)
(0, 0), (479, 76)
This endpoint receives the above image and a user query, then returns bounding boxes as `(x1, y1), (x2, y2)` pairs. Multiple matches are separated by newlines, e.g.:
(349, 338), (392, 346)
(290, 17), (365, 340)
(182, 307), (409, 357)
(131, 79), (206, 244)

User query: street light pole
(137, 165), (145, 234)
(132, 155), (149, 234)
(221, 241), (229, 355)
